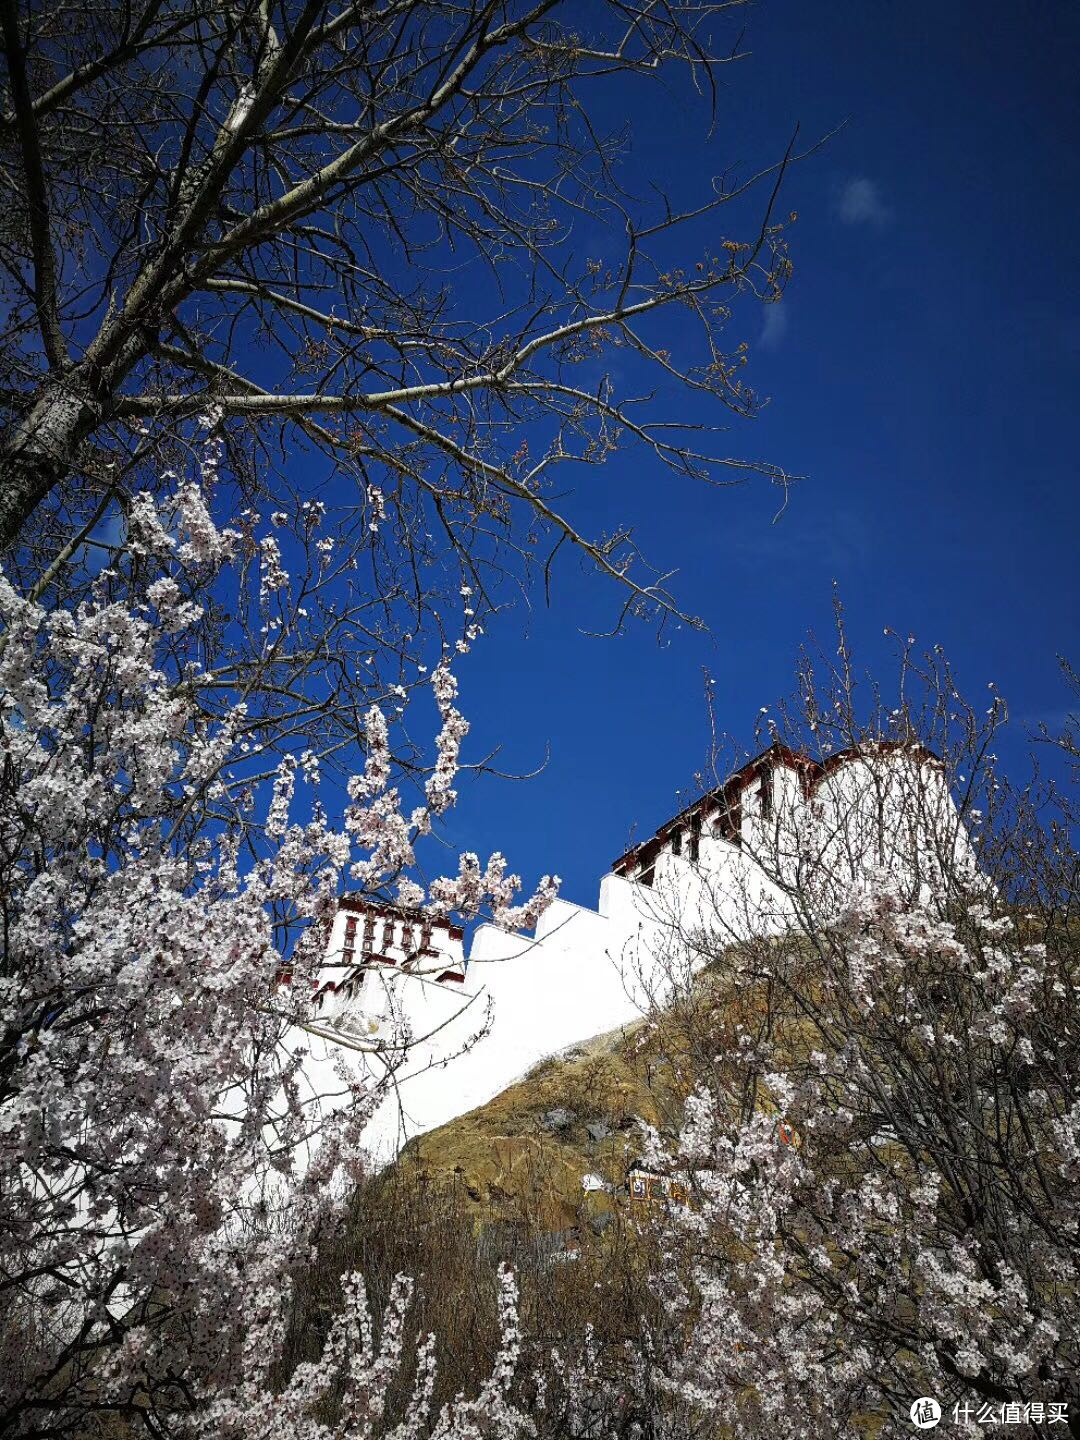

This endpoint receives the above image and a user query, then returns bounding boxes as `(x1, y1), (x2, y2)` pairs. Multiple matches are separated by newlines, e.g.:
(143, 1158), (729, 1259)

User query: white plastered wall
(303, 747), (972, 1163)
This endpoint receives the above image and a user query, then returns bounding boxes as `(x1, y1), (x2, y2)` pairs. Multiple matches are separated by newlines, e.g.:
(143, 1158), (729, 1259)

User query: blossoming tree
(0, 446), (555, 1436)
(640, 634), (1080, 1438)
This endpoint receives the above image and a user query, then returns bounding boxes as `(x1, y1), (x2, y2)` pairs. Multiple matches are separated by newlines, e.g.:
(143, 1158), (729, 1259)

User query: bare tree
(0, 0), (799, 615)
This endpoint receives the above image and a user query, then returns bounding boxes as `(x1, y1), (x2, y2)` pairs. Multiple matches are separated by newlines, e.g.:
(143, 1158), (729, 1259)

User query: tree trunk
(0, 379), (102, 551)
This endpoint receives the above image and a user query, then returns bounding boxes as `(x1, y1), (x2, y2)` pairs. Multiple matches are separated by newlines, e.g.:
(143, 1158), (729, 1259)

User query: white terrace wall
(809, 749), (978, 903)
(293, 905), (471, 1160)
(307, 745), (973, 1163)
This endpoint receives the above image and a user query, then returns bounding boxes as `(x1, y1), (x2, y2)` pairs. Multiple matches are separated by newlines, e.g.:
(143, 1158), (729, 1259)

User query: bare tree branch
(0, 0), (69, 370)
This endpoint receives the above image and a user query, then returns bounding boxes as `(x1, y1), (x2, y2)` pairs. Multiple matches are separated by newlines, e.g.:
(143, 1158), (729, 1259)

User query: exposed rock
(399, 1011), (685, 1230)
(541, 1106), (574, 1132)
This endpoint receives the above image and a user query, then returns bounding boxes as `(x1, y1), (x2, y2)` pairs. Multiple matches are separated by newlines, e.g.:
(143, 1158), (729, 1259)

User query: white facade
(303, 742), (973, 1162)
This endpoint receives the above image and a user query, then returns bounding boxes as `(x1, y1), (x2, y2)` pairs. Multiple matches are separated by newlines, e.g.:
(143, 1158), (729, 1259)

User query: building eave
(609, 738), (939, 876)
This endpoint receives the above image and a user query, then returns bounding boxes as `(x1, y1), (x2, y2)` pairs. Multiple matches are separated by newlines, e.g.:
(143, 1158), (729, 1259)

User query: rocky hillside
(395, 988), (714, 1238)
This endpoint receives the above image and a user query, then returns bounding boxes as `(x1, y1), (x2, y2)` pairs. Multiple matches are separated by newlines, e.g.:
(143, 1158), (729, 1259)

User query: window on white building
(759, 764), (773, 820)
(715, 791), (742, 846)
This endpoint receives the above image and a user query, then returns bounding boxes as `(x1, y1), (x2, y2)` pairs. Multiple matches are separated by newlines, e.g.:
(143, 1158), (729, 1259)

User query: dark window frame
(759, 763), (773, 820)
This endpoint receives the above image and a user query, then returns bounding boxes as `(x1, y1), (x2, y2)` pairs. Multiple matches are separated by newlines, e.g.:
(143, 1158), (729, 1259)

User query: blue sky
(427, 0), (1079, 910)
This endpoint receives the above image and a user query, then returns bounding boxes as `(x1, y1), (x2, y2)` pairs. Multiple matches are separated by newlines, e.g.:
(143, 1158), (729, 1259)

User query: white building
(301, 741), (973, 1162)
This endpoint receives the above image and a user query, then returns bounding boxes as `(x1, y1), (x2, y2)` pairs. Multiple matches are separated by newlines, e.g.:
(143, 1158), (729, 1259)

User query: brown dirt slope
(398, 1015), (692, 1233)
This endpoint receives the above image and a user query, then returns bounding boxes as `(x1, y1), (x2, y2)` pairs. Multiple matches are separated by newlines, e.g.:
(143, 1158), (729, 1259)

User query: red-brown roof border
(610, 739), (941, 876)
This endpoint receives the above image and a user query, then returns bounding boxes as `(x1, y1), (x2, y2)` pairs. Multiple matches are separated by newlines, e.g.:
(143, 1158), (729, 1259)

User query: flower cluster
(0, 459), (557, 1434)
(644, 870), (1079, 1435)
(428, 852), (560, 931)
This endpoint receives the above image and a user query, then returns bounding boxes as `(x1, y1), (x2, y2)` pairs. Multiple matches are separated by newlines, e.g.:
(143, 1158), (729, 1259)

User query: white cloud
(759, 301), (788, 349)
(836, 177), (891, 227)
